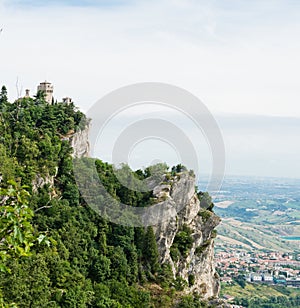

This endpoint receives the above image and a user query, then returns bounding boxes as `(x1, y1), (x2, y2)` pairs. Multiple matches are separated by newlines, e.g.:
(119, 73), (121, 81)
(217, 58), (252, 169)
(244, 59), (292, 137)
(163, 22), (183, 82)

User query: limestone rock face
(70, 124), (90, 158)
(32, 173), (55, 193)
(32, 123), (90, 193)
(32, 168), (58, 196)
(152, 172), (221, 298)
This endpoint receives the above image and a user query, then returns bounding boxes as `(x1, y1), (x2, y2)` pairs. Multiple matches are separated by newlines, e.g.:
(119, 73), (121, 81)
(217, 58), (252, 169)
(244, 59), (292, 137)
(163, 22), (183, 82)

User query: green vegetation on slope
(0, 87), (215, 307)
(220, 282), (300, 307)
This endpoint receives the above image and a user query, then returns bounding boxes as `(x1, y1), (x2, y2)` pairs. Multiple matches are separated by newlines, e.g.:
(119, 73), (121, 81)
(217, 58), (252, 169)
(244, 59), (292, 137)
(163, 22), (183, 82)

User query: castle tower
(37, 81), (53, 104)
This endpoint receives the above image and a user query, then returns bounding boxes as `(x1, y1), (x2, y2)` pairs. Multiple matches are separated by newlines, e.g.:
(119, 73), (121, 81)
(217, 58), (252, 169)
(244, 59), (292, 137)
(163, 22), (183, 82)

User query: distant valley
(199, 176), (300, 252)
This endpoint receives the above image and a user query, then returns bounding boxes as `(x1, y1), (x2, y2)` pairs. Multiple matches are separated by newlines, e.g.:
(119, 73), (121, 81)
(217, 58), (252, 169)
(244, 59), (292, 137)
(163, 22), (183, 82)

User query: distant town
(216, 248), (300, 287)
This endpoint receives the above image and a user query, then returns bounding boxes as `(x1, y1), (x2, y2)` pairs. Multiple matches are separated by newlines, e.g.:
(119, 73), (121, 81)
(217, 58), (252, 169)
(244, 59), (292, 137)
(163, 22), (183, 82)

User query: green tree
(0, 181), (36, 272)
(171, 225), (193, 258)
(91, 254), (111, 283)
(0, 86), (8, 105)
(0, 254), (51, 307)
(143, 226), (160, 274)
(34, 90), (46, 104)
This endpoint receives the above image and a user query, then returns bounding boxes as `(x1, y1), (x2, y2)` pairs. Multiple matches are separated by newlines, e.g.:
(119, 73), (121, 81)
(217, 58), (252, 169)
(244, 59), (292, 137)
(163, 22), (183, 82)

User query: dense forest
(0, 86), (217, 308)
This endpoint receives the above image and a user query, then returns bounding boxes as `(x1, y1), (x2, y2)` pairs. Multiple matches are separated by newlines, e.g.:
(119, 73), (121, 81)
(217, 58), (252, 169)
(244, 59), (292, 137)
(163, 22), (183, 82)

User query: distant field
(220, 282), (300, 305)
(214, 201), (235, 208)
(215, 218), (299, 252)
(198, 175), (300, 252)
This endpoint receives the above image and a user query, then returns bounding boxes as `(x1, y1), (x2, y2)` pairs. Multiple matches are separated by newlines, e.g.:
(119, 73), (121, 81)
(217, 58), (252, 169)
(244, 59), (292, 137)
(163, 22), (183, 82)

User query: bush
(173, 276), (188, 291)
(197, 210), (212, 222)
(188, 274), (195, 286)
(171, 225), (193, 258)
(211, 230), (217, 238)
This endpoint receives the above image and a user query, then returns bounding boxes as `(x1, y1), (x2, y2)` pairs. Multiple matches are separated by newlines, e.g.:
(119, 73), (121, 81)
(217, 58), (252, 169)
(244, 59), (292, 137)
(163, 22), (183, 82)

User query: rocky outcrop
(32, 169), (57, 194)
(70, 123), (90, 158)
(152, 172), (221, 298)
(32, 123), (90, 192)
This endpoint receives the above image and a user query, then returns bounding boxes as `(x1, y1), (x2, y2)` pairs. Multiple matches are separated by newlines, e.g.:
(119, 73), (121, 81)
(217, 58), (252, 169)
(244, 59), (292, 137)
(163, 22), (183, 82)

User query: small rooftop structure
(62, 97), (72, 105)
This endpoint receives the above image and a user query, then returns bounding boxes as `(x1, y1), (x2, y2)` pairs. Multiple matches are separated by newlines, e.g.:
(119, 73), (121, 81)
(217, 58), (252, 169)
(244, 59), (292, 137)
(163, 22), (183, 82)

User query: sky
(0, 0), (299, 178)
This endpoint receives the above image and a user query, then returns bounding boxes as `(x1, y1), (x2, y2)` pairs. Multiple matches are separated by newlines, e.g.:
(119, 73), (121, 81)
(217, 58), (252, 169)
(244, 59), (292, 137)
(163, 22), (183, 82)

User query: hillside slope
(0, 90), (225, 307)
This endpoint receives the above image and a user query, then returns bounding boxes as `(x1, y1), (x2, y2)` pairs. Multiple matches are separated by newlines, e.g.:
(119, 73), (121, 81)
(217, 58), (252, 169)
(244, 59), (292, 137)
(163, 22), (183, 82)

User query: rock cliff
(70, 123), (90, 158)
(152, 171), (221, 298)
(31, 123), (90, 192)
(32, 171), (56, 194)
(68, 122), (221, 300)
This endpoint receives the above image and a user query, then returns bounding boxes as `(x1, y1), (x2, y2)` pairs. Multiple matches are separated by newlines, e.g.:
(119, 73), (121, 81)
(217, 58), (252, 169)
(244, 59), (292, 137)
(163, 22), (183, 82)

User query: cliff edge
(152, 171), (221, 298)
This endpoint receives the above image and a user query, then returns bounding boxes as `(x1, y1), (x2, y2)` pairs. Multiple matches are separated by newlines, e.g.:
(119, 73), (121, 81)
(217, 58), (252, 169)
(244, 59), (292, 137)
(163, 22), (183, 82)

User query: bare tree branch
(34, 197), (62, 213)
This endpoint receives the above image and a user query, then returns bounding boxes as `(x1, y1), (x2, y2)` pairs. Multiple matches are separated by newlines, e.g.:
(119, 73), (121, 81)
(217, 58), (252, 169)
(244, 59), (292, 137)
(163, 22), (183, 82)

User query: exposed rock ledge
(70, 124), (90, 158)
(152, 172), (221, 298)
(32, 123), (90, 192)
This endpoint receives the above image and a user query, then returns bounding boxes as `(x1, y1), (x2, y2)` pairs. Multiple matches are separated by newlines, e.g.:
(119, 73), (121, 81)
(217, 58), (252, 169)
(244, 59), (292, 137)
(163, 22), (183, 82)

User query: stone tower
(37, 81), (53, 104)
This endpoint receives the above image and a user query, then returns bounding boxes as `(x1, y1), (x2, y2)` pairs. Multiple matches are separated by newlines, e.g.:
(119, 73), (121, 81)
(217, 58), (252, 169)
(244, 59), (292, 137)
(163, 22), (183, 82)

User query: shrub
(173, 276), (187, 291)
(188, 274), (195, 286)
(171, 225), (193, 259)
(197, 210), (212, 222)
